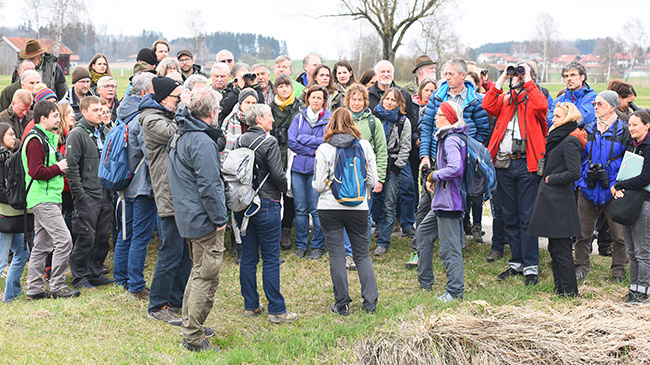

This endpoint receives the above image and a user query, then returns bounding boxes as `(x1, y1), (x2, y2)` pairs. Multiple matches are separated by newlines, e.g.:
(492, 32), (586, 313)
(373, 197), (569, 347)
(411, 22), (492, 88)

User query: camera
(421, 163), (433, 180)
(506, 65), (525, 76)
(587, 163), (609, 189)
(55, 151), (64, 162)
(512, 138), (526, 156)
(480, 69), (489, 76)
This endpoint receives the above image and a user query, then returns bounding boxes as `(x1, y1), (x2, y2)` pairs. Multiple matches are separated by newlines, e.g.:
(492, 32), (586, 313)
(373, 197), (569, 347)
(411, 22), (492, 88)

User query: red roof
(2, 36), (73, 55)
(581, 54), (600, 62)
(614, 53), (632, 60)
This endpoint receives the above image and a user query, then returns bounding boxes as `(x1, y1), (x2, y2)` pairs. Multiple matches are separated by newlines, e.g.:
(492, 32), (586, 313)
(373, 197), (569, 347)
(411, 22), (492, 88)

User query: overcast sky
(3, 0), (649, 59)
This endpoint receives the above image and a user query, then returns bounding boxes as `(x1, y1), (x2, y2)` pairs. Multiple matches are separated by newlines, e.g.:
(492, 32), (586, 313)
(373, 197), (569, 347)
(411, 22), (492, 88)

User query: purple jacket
(431, 125), (469, 212)
(288, 108), (331, 174)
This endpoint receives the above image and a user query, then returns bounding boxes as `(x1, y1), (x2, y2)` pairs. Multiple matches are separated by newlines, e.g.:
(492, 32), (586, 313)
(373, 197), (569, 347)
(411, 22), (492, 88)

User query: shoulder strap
(367, 114), (376, 145)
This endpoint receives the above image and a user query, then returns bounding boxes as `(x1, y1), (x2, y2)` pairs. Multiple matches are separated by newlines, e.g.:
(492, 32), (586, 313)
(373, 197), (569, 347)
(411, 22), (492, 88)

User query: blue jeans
(496, 159), (539, 275)
(0, 232), (29, 302)
(113, 196), (157, 293)
(376, 171), (400, 247)
(291, 171), (324, 250)
(148, 215), (192, 312)
(491, 197), (507, 253)
(371, 162), (416, 231)
(463, 195), (483, 227)
(236, 199), (286, 315)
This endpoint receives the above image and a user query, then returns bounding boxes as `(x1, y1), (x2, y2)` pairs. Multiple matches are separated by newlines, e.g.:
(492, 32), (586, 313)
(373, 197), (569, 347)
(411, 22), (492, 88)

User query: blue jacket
(431, 125), (469, 213)
(119, 94), (152, 199)
(288, 108), (331, 174)
(576, 119), (630, 206)
(547, 84), (597, 128)
(167, 106), (228, 239)
(419, 80), (489, 159)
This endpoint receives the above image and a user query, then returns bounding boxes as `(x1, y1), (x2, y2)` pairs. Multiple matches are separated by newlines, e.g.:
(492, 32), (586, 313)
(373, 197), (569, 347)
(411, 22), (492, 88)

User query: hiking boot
(281, 228), (292, 250)
(167, 306), (182, 315)
(243, 305), (265, 318)
(130, 287), (150, 300)
(268, 311), (299, 324)
(486, 250), (503, 262)
(307, 248), (325, 260)
(471, 225), (483, 242)
(362, 305), (376, 314)
(295, 248), (306, 258)
(102, 265), (110, 275)
(402, 227), (416, 238)
(89, 276), (114, 287)
(26, 291), (50, 301)
(345, 255), (357, 271)
(51, 286), (80, 299)
(612, 275), (626, 283)
(74, 279), (96, 290)
(525, 274), (538, 286)
(373, 246), (387, 256)
(625, 291), (648, 303)
(148, 306), (182, 326)
(405, 252), (418, 268)
(203, 326), (215, 338)
(575, 271), (588, 281)
(497, 267), (523, 280)
(373, 228), (380, 238)
(181, 338), (218, 352)
(330, 303), (350, 316)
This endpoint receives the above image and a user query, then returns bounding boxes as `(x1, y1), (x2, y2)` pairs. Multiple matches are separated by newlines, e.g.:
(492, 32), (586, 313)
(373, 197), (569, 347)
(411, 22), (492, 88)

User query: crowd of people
(1, 38), (649, 352)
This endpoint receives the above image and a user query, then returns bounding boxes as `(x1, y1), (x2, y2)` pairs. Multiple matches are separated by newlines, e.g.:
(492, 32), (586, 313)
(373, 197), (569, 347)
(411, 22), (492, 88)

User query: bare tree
(533, 12), (558, 83)
(619, 18), (648, 81)
(185, 8), (209, 63)
(412, 3), (459, 72)
(51, 0), (85, 57)
(594, 37), (621, 82)
(23, 0), (46, 38)
(334, 0), (449, 62)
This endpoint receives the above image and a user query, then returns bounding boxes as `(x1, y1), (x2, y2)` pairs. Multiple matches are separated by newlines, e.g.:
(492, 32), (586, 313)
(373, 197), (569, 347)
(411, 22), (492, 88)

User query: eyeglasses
(168, 94), (181, 100)
(220, 58), (234, 64)
(592, 101), (605, 107)
(178, 58), (192, 63)
(101, 85), (116, 89)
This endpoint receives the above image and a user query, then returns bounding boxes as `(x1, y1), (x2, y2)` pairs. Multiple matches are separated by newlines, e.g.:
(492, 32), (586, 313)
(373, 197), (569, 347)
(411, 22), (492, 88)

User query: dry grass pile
(353, 300), (650, 364)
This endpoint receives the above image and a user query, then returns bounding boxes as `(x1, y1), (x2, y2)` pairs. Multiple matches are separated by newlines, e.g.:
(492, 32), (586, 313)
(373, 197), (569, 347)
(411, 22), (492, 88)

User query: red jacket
(483, 80), (548, 173)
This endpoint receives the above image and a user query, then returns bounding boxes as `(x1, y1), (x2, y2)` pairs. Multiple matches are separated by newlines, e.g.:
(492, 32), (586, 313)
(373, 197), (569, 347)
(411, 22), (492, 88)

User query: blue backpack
(441, 133), (497, 204)
(98, 114), (141, 191)
(327, 139), (368, 206)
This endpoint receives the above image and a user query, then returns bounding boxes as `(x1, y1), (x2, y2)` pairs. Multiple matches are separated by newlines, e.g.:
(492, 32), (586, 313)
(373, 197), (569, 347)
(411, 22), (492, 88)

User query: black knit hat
(137, 48), (158, 67)
(152, 76), (181, 103)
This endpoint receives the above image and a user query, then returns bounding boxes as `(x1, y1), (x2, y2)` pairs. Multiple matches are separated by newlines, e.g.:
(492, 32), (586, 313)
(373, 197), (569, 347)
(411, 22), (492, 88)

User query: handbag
(611, 189), (645, 225)
(0, 214), (34, 234)
(285, 149), (296, 198)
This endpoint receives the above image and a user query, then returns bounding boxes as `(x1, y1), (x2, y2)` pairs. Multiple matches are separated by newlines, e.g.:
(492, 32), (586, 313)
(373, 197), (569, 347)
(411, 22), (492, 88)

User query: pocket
(199, 247), (223, 279)
(494, 152), (511, 169)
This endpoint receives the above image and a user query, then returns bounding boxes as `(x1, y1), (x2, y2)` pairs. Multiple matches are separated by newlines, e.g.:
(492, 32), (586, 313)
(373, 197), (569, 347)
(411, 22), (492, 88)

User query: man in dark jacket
(0, 60), (35, 111)
(168, 88), (227, 352)
(112, 72), (156, 300)
(140, 76), (192, 326)
(11, 39), (68, 100)
(60, 67), (95, 121)
(66, 96), (113, 289)
(0, 90), (33, 144)
(177, 50), (208, 82)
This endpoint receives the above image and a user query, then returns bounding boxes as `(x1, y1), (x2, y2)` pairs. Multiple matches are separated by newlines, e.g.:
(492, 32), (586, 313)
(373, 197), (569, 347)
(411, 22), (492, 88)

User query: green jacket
(65, 117), (105, 201)
(22, 124), (64, 209)
(402, 77), (419, 95)
(354, 108), (388, 183)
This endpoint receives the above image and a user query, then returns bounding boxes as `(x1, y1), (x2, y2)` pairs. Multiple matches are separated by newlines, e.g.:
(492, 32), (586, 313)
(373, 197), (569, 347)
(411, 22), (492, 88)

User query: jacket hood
(138, 93), (171, 113)
(570, 127), (588, 149)
(328, 133), (356, 148)
(565, 83), (594, 99)
(117, 94), (142, 120)
(435, 124), (470, 140)
(300, 107), (332, 126)
(433, 80), (478, 107)
(175, 106), (213, 134)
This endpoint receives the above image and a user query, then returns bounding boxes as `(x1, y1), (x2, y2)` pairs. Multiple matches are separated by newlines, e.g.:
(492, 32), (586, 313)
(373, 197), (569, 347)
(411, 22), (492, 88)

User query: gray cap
(238, 87), (258, 104)
(598, 90), (620, 108)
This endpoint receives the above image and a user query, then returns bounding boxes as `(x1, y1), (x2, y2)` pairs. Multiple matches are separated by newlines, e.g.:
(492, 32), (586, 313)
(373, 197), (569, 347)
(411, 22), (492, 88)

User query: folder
(616, 151), (650, 192)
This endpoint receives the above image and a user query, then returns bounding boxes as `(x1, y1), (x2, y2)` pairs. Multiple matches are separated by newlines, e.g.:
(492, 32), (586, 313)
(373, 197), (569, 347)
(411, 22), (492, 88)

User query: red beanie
(439, 102), (458, 124)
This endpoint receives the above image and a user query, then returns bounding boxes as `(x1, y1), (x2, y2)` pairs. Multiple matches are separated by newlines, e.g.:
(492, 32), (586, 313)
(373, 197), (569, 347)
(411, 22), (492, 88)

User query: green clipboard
(616, 151), (650, 192)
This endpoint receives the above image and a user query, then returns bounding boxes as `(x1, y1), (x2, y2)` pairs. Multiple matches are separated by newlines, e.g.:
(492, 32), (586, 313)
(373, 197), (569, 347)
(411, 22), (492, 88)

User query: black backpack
(5, 127), (48, 210)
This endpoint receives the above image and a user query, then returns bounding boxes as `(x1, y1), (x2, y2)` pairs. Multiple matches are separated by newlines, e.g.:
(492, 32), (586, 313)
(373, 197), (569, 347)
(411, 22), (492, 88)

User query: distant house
(552, 55), (580, 66)
(0, 36), (73, 75)
(477, 53), (509, 64)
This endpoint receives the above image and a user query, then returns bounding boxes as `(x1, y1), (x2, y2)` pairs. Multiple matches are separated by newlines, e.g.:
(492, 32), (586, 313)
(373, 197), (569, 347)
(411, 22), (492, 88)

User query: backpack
(6, 127), (48, 211)
(221, 134), (270, 234)
(326, 138), (368, 206)
(440, 132), (497, 205)
(98, 113), (143, 191)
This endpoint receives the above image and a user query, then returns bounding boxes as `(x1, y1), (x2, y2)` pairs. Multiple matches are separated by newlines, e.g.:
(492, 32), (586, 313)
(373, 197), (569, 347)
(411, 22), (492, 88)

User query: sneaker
(307, 248), (325, 260)
(622, 290), (634, 302)
(268, 311), (299, 324)
(130, 287), (150, 300)
(89, 276), (115, 287)
(102, 265), (110, 275)
(281, 228), (292, 250)
(51, 286), (80, 299)
(295, 248), (306, 258)
(471, 225), (483, 242)
(148, 306), (182, 326)
(243, 305), (265, 317)
(168, 306), (182, 315)
(486, 250), (503, 262)
(374, 246), (387, 256)
(26, 291), (50, 301)
(405, 252), (418, 269)
(361, 306), (376, 314)
(402, 227), (416, 238)
(74, 279), (96, 290)
(181, 338), (218, 352)
(203, 326), (215, 338)
(525, 274), (538, 286)
(330, 303), (350, 316)
(497, 267), (523, 280)
(626, 291), (648, 303)
(345, 255), (357, 271)
(437, 292), (458, 303)
(575, 271), (588, 281)
(373, 229), (380, 238)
